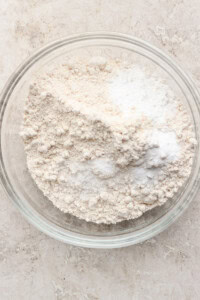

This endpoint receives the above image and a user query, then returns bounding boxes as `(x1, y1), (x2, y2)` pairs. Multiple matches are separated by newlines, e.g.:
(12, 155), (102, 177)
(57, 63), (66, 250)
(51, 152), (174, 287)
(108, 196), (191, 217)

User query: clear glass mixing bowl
(0, 33), (200, 248)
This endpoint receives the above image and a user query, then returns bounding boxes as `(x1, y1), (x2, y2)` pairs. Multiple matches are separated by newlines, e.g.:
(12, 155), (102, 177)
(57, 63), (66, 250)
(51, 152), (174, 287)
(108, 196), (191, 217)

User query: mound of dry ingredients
(20, 57), (196, 224)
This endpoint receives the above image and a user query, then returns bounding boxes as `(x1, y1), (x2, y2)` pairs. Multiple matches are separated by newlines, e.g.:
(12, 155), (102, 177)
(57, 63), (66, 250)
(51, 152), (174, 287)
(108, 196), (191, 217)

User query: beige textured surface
(0, 1), (200, 299)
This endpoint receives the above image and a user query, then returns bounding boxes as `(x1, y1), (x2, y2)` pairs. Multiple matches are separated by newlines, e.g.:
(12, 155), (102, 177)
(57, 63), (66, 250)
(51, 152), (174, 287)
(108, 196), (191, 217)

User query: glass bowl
(0, 32), (200, 249)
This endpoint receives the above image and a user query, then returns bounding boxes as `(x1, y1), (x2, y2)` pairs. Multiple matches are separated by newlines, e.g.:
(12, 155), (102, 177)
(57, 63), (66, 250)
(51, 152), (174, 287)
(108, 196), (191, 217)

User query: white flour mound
(20, 57), (196, 224)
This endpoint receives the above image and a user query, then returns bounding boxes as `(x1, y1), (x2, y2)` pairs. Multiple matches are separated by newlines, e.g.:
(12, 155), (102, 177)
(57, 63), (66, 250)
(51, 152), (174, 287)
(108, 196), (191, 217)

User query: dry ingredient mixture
(20, 57), (196, 224)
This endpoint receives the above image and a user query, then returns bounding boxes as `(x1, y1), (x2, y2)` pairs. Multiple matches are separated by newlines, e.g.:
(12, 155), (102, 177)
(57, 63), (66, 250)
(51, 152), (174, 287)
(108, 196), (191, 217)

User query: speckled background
(0, 1), (200, 299)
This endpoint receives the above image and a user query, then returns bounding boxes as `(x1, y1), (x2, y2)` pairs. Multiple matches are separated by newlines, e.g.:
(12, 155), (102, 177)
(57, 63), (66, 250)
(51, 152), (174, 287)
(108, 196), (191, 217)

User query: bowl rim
(0, 32), (200, 248)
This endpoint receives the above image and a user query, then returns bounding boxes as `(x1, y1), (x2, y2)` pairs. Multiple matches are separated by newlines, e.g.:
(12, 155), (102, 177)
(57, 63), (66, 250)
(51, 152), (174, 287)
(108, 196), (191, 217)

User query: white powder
(148, 130), (180, 162)
(20, 57), (196, 224)
(109, 67), (176, 123)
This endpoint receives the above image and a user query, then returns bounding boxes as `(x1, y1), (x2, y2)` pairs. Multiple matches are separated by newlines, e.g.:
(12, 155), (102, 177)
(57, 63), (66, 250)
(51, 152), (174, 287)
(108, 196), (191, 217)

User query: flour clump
(20, 57), (196, 224)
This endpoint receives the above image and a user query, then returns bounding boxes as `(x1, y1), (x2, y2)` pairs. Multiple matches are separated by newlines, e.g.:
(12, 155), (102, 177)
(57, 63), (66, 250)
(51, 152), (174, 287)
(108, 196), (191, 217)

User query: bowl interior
(1, 34), (199, 246)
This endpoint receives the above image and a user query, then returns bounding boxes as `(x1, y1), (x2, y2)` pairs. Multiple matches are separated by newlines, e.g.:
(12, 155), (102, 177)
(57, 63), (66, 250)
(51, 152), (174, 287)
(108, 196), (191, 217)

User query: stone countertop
(0, 1), (200, 299)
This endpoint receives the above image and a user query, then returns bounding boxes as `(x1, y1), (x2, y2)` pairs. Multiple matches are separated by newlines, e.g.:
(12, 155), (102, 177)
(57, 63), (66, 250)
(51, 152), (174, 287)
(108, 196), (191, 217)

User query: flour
(20, 57), (196, 224)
